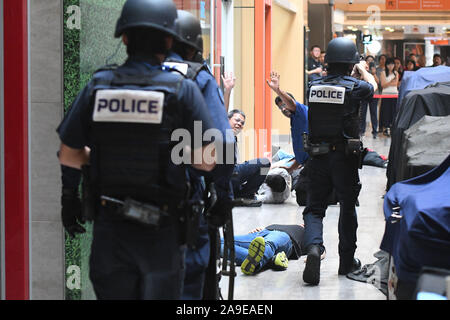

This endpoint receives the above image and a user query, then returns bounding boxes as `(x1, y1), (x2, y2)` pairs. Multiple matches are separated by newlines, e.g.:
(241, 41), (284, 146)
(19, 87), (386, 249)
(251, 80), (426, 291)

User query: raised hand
(267, 71), (280, 92)
(222, 71), (236, 92)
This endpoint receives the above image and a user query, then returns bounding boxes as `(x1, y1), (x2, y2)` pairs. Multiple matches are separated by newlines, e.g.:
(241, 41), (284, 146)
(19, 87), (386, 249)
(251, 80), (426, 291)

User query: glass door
(175, 0), (221, 76)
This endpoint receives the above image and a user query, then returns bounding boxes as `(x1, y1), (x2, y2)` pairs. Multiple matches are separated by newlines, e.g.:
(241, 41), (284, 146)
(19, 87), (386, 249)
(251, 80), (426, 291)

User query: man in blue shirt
(267, 71), (309, 168)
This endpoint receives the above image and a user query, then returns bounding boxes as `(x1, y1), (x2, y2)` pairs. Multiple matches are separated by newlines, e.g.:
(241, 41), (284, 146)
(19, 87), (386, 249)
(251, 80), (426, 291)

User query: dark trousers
(182, 214), (210, 300)
(231, 158), (271, 199)
(360, 99), (378, 135)
(302, 151), (361, 261)
(89, 209), (186, 300)
(379, 98), (398, 130)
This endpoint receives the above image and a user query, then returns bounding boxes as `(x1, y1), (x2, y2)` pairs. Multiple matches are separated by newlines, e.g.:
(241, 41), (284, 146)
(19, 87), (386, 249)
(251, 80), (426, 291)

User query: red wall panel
(3, 0), (29, 300)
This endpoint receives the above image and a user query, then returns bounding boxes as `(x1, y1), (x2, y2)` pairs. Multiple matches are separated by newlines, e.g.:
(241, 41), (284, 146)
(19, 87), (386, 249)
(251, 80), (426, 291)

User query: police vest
(307, 77), (360, 143)
(88, 66), (187, 206)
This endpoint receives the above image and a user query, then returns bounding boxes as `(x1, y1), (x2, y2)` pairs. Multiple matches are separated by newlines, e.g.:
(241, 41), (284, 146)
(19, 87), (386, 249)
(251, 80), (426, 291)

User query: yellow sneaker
(272, 251), (288, 271)
(241, 237), (265, 275)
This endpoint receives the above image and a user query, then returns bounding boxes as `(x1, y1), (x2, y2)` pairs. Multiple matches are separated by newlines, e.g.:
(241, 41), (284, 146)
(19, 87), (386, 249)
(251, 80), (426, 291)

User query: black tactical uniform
(302, 37), (374, 286)
(57, 0), (215, 299)
(163, 10), (235, 300)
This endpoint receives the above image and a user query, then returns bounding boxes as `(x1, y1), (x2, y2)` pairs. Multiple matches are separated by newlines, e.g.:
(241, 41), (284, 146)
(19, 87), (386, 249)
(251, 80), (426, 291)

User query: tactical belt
(308, 141), (346, 156)
(329, 143), (346, 152)
(99, 195), (177, 228)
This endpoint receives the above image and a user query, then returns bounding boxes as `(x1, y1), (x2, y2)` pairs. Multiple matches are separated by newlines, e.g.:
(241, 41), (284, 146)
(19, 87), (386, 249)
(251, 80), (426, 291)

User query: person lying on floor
(221, 224), (326, 275)
(362, 148), (388, 168)
(256, 157), (301, 204)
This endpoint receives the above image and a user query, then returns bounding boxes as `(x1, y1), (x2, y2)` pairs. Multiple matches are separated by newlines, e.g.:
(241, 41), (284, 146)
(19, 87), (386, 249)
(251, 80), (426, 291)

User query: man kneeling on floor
(221, 224), (325, 275)
(228, 109), (271, 207)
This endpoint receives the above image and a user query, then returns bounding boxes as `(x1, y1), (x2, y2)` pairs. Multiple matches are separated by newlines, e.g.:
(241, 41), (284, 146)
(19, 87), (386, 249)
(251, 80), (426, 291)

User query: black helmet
(114, 0), (178, 38)
(325, 37), (360, 64)
(175, 10), (203, 52)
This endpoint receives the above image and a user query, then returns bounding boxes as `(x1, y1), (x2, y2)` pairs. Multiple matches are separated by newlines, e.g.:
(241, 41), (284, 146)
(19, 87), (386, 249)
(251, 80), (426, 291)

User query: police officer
(302, 37), (377, 286)
(164, 10), (236, 300)
(57, 0), (216, 299)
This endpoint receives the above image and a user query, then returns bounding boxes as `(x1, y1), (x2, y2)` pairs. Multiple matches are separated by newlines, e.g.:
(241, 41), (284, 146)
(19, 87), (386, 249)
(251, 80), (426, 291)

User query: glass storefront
(175, 0), (215, 67)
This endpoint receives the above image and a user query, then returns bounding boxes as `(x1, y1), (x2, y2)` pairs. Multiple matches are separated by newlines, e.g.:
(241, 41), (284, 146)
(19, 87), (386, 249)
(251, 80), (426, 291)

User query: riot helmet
(175, 10), (204, 52)
(114, 0), (178, 38)
(325, 37), (360, 64)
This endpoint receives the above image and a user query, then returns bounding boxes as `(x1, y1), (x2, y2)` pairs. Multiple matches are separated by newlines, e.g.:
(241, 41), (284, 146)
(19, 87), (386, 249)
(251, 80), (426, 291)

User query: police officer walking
(302, 37), (377, 286)
(57, 0), (216, 299)
(164, 10), (236, 300)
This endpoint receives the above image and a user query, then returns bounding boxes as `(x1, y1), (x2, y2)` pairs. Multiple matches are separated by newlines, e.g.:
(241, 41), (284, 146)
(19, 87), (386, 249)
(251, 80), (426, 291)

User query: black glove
(206, 198), (233, 228)
(61, 188), (86, 237)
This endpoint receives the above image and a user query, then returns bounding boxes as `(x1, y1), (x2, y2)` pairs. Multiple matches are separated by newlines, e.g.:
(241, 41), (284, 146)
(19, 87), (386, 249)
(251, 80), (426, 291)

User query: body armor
(308, 76), (360, 144)
(88, 67), (186, 207)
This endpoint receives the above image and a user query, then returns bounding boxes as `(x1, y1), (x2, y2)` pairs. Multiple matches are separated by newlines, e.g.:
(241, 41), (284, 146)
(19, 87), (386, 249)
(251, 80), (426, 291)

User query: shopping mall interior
(0, 0), (449, 302)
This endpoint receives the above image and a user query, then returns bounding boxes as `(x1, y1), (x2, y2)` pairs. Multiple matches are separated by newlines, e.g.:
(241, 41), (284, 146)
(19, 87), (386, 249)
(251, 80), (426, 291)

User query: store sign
(404, 25), (430, 34)
(404, 25), (446, 34)
(431, 39), (449, 45)
(386, 0), (450, 10)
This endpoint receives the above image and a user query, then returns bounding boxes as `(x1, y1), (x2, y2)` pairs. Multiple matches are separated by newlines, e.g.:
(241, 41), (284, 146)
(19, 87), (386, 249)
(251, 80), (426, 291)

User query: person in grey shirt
(256, 167), (292, 204)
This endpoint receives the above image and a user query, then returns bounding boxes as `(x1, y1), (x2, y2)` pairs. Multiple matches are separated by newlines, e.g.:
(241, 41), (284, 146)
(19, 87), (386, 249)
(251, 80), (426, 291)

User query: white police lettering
(309, 85), (346, 104)
(163, 62), (189, 75)
(93, 89), (164, 124)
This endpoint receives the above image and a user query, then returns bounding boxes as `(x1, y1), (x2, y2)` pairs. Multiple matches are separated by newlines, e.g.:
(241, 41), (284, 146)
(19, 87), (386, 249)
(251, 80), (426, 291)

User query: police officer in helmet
(302, 37), (377, 286)
(164, 10), (236, 300)
(57, 0), (216, 299)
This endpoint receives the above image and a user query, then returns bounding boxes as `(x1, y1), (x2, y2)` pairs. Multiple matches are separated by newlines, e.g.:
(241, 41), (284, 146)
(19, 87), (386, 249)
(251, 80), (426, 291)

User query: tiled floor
(219, 130), (392, 300)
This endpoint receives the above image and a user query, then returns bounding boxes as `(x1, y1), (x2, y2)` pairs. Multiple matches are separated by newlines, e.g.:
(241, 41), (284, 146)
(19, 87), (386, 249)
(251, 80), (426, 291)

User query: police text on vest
(309, 85), (345, 104)
(93, 89), (164, 124)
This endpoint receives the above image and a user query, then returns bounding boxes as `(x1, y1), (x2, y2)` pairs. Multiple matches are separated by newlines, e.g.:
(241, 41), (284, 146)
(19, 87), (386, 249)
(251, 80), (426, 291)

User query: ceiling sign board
(431, 39), (449, 45)
(386, 0), (450, 10)
(404, 25), (447, 34)
(404, 25), (430, 34)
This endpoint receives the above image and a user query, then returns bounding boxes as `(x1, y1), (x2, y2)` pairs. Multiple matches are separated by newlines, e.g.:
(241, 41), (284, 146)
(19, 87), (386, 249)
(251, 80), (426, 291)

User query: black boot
(338, 257), (361, 275)
(303, 245), (321, 285)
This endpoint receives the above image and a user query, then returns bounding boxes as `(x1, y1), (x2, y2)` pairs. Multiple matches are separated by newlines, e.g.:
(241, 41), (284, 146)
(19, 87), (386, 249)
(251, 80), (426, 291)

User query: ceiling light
(367, 40), (381, 54)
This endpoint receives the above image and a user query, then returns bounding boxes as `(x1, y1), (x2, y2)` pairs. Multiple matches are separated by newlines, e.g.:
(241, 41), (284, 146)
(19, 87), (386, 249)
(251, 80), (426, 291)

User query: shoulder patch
(309, 85), (346, 104)
(163, 61), (189, 75)
(93, 89), (164, 124)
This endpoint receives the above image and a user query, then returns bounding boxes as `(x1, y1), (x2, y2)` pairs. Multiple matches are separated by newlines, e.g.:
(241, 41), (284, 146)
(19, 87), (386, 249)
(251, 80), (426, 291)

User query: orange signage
(431, 39), (449, 45)
(386, 0), (450, 10)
